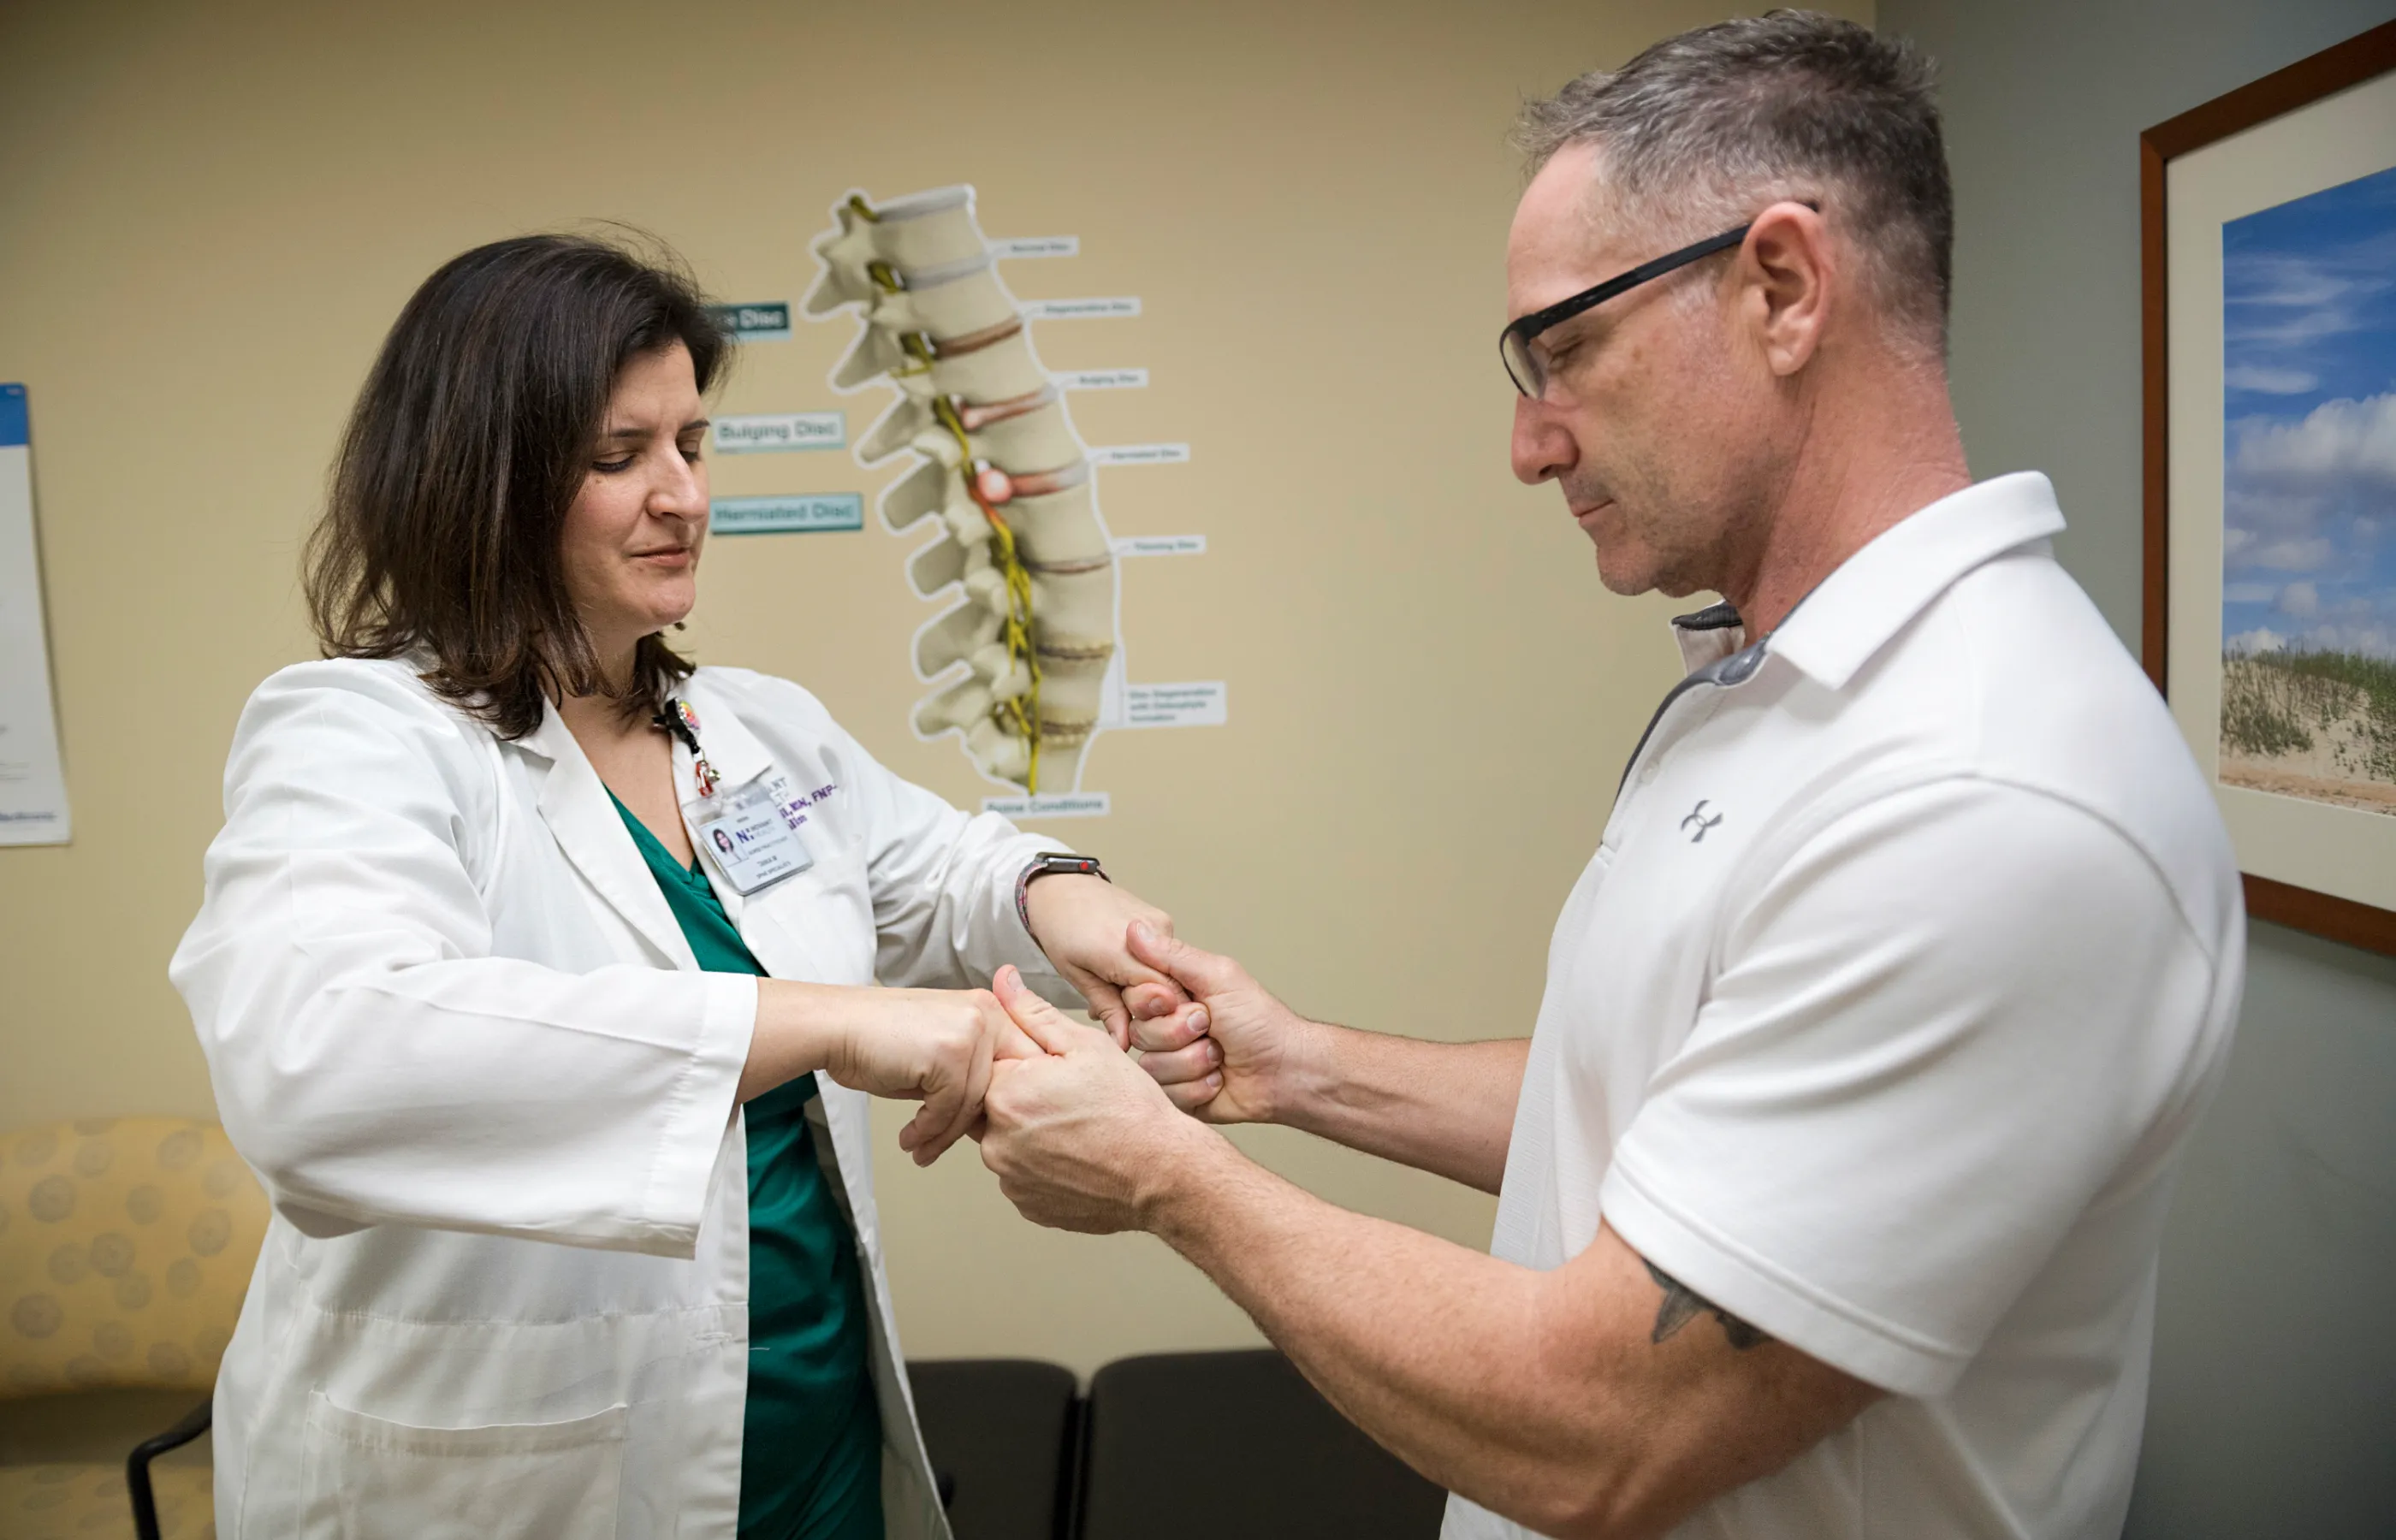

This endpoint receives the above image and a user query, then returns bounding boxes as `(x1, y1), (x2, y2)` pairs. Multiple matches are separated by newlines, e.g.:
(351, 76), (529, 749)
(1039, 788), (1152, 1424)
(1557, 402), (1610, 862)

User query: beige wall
(0, 0), (1866, 1375)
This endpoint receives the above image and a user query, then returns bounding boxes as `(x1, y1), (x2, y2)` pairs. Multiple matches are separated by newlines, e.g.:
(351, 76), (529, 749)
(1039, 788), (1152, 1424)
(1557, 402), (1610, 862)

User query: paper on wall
(0, 384), (69, 845)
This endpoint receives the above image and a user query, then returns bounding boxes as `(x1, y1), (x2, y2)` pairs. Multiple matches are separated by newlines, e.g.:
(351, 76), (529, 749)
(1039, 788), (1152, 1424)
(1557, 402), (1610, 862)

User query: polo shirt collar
(1669, 601), (1749, 673)
(1691, 471), (2067, 692)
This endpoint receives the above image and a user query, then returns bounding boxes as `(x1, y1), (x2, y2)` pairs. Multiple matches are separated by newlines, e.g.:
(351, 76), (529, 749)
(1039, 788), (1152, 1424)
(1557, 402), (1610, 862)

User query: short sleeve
(1598, 777), (2218, 1396)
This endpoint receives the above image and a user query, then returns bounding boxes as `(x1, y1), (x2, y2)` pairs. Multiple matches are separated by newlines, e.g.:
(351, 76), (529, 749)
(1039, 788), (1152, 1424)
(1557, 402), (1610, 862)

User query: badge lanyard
(655, 696), (814, 897)
(655, 698), (721, 797)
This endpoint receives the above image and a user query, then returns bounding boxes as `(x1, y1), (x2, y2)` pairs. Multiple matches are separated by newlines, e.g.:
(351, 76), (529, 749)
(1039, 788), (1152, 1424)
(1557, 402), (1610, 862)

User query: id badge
(689, 773), (815, 897)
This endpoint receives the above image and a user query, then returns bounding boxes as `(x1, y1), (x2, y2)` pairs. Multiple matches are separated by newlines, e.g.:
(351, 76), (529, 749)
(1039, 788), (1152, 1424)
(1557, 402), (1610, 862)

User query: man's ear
(1741, 200), (1834, 377)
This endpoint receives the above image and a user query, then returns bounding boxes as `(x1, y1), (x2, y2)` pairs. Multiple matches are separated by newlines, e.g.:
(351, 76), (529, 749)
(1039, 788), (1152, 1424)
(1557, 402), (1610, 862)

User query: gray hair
(1516, 10), (1951, 357)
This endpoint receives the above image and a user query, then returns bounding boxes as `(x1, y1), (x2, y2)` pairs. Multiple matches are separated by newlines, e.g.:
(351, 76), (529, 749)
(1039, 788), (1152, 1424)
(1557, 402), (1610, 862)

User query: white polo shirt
(1443, 474), (2245, 1540)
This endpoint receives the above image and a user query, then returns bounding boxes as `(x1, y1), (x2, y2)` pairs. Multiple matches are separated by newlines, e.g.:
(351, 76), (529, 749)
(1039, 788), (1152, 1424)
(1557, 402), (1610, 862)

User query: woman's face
(560, 341), (710, 660)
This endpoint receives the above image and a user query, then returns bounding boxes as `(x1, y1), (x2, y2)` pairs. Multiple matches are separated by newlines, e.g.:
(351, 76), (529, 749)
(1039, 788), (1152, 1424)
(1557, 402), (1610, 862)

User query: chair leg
(128, 1399), (213, 1540)
(1054, 1394), (1088, 1540)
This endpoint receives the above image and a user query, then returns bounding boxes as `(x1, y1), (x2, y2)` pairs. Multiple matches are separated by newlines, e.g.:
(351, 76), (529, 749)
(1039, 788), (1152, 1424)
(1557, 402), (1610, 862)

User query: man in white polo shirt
(976, 13), (2244, 1538)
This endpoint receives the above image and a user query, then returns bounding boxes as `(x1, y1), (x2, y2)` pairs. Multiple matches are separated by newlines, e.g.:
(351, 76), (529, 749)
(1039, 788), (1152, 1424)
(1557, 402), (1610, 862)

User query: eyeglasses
(1498, 203), (1818, 398)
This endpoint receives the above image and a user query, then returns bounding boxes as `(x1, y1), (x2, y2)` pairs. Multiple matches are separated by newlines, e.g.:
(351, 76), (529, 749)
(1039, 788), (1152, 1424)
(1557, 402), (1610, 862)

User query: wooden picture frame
(2141, 20), (2396, 956)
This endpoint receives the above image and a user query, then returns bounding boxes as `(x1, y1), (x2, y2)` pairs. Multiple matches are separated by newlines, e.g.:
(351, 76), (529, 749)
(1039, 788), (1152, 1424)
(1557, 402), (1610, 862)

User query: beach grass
(2221, 648), (2396, 784)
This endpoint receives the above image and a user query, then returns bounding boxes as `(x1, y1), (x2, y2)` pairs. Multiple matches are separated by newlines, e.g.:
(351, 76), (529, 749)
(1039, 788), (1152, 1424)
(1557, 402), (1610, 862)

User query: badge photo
(696, 784), (814, 897)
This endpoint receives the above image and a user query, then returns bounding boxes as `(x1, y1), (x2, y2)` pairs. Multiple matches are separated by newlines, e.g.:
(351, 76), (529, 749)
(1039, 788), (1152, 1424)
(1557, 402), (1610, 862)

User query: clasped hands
(817, 865), (1295, 1238)
(991, 902), (1314, 1236)
(976, 922), (1290, 1235)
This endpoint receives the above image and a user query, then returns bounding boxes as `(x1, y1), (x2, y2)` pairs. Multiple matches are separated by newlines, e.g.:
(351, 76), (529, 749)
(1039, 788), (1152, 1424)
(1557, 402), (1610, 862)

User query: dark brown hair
(305, 234), (728, 737)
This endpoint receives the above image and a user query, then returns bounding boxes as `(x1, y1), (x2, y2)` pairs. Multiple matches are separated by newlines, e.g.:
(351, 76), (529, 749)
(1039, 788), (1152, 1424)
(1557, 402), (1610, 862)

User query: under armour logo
(1680, 800), (1723, 843)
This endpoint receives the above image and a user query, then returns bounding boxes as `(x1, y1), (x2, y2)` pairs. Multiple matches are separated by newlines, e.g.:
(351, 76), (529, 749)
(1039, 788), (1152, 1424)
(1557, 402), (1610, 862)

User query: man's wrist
(1133, 1116), (1240, 1241)
(1262, 1012), (1342, 1132)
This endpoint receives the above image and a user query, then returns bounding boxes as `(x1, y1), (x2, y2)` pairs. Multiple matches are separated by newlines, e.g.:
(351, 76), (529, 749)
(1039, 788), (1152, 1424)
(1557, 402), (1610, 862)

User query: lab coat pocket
(300, 1391), (628, 1540)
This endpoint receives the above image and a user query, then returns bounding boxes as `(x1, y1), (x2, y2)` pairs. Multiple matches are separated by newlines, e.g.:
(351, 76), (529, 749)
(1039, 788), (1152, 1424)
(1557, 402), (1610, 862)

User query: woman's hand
(749, 980), (1040, 1165)
(1021, 874), (1199, 1046)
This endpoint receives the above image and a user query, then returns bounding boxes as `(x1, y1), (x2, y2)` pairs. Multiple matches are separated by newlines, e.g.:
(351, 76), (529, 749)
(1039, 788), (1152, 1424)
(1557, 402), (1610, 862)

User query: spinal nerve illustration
(804, 187), (1119, 794)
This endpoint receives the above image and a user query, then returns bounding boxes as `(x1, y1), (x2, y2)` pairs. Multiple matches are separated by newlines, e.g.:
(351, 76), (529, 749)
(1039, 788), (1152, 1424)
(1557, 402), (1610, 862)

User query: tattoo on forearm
(1644, 1260), (1770, 1350)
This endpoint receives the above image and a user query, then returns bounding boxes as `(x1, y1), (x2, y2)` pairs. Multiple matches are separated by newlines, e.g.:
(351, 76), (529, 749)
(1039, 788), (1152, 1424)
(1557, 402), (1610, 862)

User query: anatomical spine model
(805, 187), (1118, 793)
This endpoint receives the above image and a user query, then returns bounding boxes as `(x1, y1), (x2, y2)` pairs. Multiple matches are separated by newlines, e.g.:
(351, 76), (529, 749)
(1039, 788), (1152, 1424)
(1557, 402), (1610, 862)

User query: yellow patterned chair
(0, 1117), (270, 1539)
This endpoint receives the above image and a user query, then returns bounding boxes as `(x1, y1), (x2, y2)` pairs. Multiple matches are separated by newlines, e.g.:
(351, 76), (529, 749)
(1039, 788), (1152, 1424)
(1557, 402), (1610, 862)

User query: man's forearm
(1142, 1126), (1625, 1537)
(1277, 1027), (1527, 1193)
(982, 974), (1878, 1540)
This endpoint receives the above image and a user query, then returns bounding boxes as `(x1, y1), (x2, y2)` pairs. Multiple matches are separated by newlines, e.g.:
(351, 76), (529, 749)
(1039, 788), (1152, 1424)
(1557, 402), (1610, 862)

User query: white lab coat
(171, 656), (1076, 1539)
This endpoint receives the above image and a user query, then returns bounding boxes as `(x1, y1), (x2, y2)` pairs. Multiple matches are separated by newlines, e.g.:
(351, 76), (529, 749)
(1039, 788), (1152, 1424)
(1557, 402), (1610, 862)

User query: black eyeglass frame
(1499, 201), (1821, 397)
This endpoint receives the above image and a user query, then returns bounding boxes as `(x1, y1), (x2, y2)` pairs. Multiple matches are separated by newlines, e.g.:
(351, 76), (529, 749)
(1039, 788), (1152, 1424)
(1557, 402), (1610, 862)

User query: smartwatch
(1016, 852), (1109, 937)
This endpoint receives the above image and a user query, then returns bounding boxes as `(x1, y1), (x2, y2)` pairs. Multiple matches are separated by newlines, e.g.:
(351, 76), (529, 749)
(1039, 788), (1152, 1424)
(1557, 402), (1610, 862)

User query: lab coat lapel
(517, 703), (697, 971)
(670, 677), (774, 807)
(672, 684), (943, 1519)
(673, 679), (804, 963)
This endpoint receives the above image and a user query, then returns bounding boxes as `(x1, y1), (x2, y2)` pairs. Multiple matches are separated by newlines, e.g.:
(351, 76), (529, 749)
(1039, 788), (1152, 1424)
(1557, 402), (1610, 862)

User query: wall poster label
(1057, 369), (1148, 391)
(1112, 534), (1207, 558)
(1122, 681), (1226, 728)
(715, 412), (845, 453)
(1088, 443), (1190, 465)
(1019, 297), (1141, 320)
(707, 302), (793, 341)
(711, 494), (864, 535)
(991, 236), (1080, 258)
(982, 792), (1112, 819)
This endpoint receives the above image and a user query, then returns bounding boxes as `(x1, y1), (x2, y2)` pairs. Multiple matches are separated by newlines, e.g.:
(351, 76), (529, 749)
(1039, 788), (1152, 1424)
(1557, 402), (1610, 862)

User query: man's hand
(1118, 921), (1323, 1124)
(1020, 874), (1200, 1046)
(979, 965), (1210, 1234)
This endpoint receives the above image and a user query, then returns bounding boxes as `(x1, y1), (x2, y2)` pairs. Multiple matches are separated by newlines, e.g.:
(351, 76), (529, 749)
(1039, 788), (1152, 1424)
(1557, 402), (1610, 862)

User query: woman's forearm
(740, 980), (848, 1101)
(740, 979), (1029, 1164)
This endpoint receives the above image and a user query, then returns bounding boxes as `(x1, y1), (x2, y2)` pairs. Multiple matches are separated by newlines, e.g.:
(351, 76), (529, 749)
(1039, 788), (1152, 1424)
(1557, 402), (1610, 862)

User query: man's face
(1505, 144), (1788, 600)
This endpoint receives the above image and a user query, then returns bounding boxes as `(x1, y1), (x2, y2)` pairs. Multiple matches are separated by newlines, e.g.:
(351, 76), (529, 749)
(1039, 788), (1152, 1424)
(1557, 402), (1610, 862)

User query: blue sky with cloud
(2221, 163), (2396, 660)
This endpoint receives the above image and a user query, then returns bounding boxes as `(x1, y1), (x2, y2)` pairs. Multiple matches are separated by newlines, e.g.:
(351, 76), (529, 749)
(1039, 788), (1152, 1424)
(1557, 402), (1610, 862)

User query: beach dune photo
(2217, 163), (2396, 816)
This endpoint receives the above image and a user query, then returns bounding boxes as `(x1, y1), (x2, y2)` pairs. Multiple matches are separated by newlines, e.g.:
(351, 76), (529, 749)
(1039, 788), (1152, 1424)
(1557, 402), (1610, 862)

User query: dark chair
(128, 1400), (213, 1540)
(1075, 1348), (1446, 1540)
(907, 1358), (1082, 1540)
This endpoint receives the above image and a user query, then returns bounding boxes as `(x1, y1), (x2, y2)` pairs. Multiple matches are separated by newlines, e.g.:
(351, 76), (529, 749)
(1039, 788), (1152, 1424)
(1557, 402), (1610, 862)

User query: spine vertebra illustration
(805, 187), (1117, 793)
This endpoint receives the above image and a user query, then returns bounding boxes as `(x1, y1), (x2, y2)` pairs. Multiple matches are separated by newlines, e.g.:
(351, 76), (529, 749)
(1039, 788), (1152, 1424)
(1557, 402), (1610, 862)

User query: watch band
(1016, 852), (1108, 937)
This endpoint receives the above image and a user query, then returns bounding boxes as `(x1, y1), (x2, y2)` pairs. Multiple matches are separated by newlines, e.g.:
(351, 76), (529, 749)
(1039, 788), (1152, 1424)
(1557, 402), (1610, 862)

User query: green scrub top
(611, 792), (884, 1540)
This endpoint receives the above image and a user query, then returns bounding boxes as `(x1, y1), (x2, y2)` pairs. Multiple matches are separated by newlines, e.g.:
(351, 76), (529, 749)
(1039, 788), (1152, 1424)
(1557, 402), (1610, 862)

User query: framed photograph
(2143, 20), (2396, 956)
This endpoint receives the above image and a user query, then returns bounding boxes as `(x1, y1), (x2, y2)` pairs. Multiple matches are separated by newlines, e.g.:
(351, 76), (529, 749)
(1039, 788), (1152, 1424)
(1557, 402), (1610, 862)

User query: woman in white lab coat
(171, 235), (1202, 1540)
